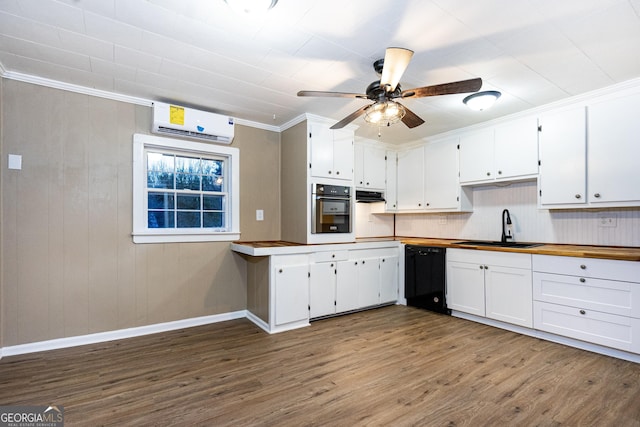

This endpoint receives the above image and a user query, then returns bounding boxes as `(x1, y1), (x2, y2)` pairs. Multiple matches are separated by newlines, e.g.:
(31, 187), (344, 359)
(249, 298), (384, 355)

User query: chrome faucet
(501, 209), (513, 243)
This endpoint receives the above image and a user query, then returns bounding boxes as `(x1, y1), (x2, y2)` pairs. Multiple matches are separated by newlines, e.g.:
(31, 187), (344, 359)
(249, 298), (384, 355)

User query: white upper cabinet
(396, 145), (425, 210)
(424, 138), (471, 211)
(459, 116), (538, 185)
(459, 128), (494, 184)
(587, 91), (640, 206)
(493, 116), (539, 179)
(354, 142), (386, 190)
(309, 123), (353, 181)
(385, 150), (398, 212)
(538, 107), (587, 207)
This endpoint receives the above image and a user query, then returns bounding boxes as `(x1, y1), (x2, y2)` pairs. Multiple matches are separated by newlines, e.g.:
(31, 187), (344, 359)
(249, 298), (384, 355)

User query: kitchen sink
(453, 240), (544, 249)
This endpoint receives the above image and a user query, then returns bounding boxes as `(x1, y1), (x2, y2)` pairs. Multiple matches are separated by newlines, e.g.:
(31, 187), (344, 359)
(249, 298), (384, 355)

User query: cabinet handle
(354, 261), (358, 265)
(575, 194), (582, 199)
(485, 265), (489, 269)
(362, 260), (365, 264)
(382, 258), (386, 262)
(486, 172), (491, 176)
(426, 202), (430, 206)
(594, 193), (601, 198)
(330, 263), (334, 267)
(579, 309), (586, 315)
(278, 269), (283, 273)
(479, 265), (484, 270)
(498, 170), (502, 175)
(328, 171), (332, 174)
(580, 264), (586, 270)
(418, 203), (422, 207)
(332, 254), (335, 258)
(336, 171), (340, 175)
(359, 181), (363, 184)
(579, 278), (586, 283)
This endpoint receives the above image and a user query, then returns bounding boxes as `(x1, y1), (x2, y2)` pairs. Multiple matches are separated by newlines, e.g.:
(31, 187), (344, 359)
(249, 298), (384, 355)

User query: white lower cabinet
(446, 249), (533, 328)
(272, 255), (310, 327)
(533, 255), (640, 353)
(311, 248), (399, 317)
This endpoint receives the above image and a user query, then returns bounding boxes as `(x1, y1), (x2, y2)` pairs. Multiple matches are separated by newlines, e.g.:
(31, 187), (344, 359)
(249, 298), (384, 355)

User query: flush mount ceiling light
(463, 90), (501, 111)
(224, 0), (278, 14)
(364, 100), (406, 126)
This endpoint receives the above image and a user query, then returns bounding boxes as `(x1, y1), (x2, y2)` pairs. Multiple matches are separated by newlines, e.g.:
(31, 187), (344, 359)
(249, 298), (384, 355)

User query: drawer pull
(580, 264), (586, 270)
(278, 269), (283, 273)
(579, 309), (586, 315)
(579, 278), (586, 283)
(479, 265), (484, 270)
(575, 194), (581, 199)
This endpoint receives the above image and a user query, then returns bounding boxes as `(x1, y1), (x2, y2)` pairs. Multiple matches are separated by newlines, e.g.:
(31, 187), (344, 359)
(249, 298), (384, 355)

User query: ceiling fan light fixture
(364, 101), (406, 126)
(463, 90), (501, 111)
(224, 0), (278, 15)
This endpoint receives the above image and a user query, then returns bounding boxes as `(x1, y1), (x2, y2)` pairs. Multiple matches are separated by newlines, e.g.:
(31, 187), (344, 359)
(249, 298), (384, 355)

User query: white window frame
(132, 133), (240, 243)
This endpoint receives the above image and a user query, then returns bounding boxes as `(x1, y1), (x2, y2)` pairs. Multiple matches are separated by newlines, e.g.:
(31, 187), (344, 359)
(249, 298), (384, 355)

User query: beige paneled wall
(1, 80), (279, 347)
(395, 181), (640, 247)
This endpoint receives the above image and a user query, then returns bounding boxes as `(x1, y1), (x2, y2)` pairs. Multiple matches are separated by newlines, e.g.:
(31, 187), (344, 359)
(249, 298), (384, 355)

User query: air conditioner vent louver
(152, 102), (235, 144)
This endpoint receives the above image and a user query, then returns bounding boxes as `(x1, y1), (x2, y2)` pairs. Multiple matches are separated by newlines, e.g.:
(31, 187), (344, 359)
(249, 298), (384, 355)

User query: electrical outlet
(256, 209), (264, 221)
(599, 215), (617, 228)
(438, 215), (447, 225)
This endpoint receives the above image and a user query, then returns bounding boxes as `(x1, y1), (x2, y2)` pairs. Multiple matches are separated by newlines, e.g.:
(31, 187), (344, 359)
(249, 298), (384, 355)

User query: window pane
(202, 175), (223, 192)
(177, 194), (201, 210)
(203, 195), (224, 210)
(177, 211), (201, 228)
(148, 192), (175, 209)
(204, 212), (224, 228)
(147, 171), (175, 189)
(176, 156), (201, 173)
(147, 152), (174, 171)
(202, 159), (222, 175)
(176, 173), (201, 190)
(148, 211), (175, 228)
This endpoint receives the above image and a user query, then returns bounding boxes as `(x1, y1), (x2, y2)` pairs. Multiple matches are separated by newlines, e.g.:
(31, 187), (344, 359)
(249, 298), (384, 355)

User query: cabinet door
(385, 151), (398, 211)
(379, 255), (399, 303)
(588, 92), (640, 205)
(363, 145), (387, 189)
(446, 261), (485, 316)
(424, 139), (459, 209)
(309, 262), (336, 318)
(336, 259), (359, 312)
(274, 263), (310, 326)
(309, 123), (334, 179)
(494, 116), (539, 179)
(538, 107), (587, 206)
(485, 265), (533, 327)
(332, 129), (354, 180)
(354, 144), (365, 187)
(397, 146), (425, 210)
(459, 128), (494, 184)
(357, 257), (380, 308)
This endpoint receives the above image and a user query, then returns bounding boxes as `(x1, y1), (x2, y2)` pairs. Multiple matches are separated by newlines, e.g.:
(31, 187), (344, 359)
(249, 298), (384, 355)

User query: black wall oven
(311, 183), (352, 234)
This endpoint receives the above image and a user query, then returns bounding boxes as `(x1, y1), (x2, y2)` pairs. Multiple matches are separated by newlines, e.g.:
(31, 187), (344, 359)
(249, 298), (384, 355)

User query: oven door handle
(314, 195), (351, 200)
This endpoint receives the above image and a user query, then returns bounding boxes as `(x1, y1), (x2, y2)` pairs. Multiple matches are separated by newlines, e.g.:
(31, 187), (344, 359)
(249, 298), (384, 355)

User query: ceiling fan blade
(400, 77), (483, 98)
(401, 104), (425, 129)
(330, 105), (370, 129)
(297, 90), (367, 99)
(380, 47), (414, 93)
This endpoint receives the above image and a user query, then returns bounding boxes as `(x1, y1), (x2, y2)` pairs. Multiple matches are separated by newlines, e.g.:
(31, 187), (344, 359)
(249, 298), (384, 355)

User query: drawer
(534, 301), (640, 353)
(533, 254), (640, 282)
(311, 250), (349, 263)
(447, 248), (531, 269)
(533, 272), (640, 318)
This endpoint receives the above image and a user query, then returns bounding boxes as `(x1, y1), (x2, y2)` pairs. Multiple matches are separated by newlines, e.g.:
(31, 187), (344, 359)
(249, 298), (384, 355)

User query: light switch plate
(256, 209), (264, 221)
(8, 154), (22, 170)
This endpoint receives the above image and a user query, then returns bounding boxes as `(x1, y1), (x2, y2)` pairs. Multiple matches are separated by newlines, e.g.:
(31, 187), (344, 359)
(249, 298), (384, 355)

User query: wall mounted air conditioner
(152, 102), (235, 144)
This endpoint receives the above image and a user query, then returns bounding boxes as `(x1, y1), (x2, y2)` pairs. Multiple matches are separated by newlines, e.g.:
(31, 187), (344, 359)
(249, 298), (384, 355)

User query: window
(133, 134), (240, 243)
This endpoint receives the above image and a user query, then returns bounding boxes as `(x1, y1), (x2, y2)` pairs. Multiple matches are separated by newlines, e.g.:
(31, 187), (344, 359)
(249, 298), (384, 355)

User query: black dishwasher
(405, 245), (450, 314)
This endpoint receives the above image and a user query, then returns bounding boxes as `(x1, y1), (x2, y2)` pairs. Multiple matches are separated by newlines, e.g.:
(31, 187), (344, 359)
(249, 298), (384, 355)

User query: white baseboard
(0, 310), (247, 359)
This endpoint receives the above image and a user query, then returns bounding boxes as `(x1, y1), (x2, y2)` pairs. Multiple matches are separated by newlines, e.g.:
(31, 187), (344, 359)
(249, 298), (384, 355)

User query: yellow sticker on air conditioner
(169, 105), (185, 125)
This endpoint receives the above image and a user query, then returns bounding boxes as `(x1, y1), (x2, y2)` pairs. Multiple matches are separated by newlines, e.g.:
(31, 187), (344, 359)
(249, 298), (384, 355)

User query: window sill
(132, 232), (241, 244)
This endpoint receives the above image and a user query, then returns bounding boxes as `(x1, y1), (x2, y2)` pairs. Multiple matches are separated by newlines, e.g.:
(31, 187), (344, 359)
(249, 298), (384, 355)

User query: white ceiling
(1, 0), (640, 144)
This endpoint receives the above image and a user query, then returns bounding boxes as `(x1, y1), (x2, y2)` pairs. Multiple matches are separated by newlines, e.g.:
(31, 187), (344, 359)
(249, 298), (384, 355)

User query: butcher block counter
(232, 238), (640, 262)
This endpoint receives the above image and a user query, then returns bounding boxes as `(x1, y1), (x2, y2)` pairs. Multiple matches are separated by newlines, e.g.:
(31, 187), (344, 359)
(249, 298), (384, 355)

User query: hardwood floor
(1, 305), (639, 426)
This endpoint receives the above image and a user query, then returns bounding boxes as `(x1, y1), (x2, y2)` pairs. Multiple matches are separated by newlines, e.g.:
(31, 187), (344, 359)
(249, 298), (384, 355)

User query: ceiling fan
(297, 47), (483, 130)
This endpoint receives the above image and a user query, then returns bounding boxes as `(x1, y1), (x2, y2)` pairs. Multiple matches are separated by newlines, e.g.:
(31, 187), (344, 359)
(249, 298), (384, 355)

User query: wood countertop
(232, 238), (640, 261)
(397, 237), (640, 262)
